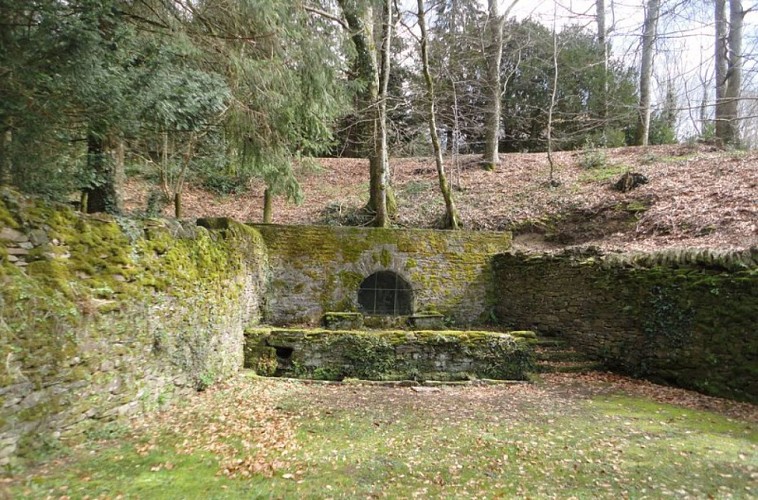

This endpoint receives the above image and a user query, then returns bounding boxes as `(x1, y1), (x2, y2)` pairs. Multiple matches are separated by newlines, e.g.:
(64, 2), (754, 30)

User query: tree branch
(304, 5), (348, 30)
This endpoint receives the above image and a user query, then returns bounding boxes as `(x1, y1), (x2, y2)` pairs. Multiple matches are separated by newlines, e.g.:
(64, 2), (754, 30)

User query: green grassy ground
(6, 373), (756, 499)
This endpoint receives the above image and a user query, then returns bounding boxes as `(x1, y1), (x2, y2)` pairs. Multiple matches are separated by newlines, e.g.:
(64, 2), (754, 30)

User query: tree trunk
(372, 0), (392, 228)
(596, 0), (609, 145)
(84, 131), (124, 214)
(174, 192), (182, 219)
(445, 128), (454, 154)
(417, 0), (459, 229)
(481, 0), (504, 170)
(263, 187), (273, 223)
(719, 0), (743, 146)
(481, 0), (519, 169)
(338, 0), (392, 227)
(714, 0), (728, 141)
(0, 128), (10, 186)
(634, 0), (660, 146)
(547, 8), (560, 185)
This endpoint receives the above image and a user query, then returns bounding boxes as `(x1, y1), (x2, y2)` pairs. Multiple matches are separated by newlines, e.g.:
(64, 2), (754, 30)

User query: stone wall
(251, 224), (512, 326)
(492, 248), (758, 402)
(0, 192), (268, 465)
(244, 327), (535, 381)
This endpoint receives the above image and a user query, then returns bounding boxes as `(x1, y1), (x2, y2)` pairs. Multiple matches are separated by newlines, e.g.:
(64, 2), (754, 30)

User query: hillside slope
(124, 144), (757, 252)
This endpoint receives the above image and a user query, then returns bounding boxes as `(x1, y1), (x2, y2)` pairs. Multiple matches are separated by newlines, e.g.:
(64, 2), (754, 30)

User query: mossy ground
(6, 375), (755, 499)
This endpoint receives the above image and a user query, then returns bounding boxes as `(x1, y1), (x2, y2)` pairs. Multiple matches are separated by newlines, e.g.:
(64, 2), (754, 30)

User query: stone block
(322, 312), (364, 330)
(0, 227), (27, 242)
(6, 247), (29, 256)
(29, 229), (49, 246)
(408, 313), (445, 330)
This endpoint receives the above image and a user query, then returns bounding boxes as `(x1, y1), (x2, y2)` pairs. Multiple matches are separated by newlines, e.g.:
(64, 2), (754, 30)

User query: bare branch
(304, 5), (348, 30)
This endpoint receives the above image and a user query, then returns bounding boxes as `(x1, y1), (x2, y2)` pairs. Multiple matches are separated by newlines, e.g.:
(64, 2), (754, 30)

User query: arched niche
(357, 271), (413, 315)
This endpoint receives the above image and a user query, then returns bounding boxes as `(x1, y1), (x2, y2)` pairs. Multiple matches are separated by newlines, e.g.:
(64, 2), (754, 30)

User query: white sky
(501, 0), (758, 137)
(395, 0), (757, 137)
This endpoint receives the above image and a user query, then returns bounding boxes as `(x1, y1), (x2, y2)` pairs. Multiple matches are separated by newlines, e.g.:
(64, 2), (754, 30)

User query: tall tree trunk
(84, 131), (124, 214)
(547, 7), (560, 185)
(482, 0), (518, 170)
(596, 0), (609, 145)
(373, 0), (392, 227)
(174, 192), (182, 219)
(714, 0), (728, 141)
(417, 0), (459, 229)
(338, 0), (391, 227)
(0, 128), (10, 186)
(481, 0), (504, 170)
(635, 0), (660, 146)
(720, 0), (743, 146)
(263, 188), (273, 223)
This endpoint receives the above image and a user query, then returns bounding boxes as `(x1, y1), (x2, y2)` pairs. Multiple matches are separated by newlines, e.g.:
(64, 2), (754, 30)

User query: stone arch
(357, 270), (413, 315)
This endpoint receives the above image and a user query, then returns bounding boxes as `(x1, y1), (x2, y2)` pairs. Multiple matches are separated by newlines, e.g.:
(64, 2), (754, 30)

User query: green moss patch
(492, 248), (758, 402)
(8, 376), (755, 499)
(0, 190), (269, 465)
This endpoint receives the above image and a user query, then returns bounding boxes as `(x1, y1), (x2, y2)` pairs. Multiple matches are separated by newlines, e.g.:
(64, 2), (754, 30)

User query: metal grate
(357, 271), (413, 315)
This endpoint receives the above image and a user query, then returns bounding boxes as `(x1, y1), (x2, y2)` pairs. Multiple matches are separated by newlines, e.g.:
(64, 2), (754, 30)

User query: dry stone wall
(251, 224), (512, 326)
(244, 327), (535, 381)
(0, 192), (268, 465)
(493, 248), (758, 402)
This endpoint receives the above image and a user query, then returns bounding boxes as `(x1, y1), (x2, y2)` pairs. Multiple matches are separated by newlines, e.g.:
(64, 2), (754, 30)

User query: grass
(579, 163), (629, 183)
(401, 180), (433, 196)
(5, 376), (756, 499)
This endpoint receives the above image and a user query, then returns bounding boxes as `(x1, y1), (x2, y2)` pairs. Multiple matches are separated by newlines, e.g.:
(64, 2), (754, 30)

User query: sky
(394, 0), (757, 139)
(502, 0), (758, 138)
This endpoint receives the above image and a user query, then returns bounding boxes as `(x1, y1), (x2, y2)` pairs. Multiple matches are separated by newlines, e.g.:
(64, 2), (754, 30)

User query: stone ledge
(243, 328), (535, 382)
(322, 312), (364, 330)
(408, 313), (446, 330)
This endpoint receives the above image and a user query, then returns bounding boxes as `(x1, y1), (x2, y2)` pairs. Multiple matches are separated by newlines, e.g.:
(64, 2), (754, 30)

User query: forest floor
(6, 373), (756, 499)
(124, 144), (757, 252)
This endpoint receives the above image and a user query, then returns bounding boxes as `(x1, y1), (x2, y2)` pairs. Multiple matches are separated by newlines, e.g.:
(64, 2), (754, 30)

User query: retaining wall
(493, 249), (758, 402)
(251, 224), (512, 326)
(0, 192), (267, 465)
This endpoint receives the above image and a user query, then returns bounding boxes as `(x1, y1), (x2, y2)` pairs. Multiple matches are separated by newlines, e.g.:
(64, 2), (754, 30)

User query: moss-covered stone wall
(251, 224), (512, 326)
(492, 249), (758, 402)
(0, 192), (268, 465)
(244, 327), (535, 382)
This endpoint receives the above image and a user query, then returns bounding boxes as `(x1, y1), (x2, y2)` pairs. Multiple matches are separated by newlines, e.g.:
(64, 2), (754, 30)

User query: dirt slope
(124, 144), (757, 252)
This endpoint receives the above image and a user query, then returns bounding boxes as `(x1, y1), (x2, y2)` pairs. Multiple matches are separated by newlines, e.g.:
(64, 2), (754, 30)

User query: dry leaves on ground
(124, 144), (757, 253)
(130, 377), (300, 478)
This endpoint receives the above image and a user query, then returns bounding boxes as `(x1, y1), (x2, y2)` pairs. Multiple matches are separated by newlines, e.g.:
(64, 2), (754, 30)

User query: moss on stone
(492, 249), (757, 402)
(244, 327), (534, 381)
(0, 198), (20, 229)
(251, 223), (511, 325)
(1, 192), (270, 463)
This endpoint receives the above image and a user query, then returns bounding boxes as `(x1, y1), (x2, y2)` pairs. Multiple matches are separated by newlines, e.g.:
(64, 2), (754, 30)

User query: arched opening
(357, 271), (413, 316)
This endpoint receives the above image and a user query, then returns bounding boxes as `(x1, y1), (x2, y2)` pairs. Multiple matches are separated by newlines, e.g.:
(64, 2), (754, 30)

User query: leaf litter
(124, 144), (757, 252)
(7, 373), (756, 498)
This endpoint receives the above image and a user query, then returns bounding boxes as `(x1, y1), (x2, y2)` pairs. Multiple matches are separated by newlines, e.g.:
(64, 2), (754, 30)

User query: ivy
(643, 285), (694, 349)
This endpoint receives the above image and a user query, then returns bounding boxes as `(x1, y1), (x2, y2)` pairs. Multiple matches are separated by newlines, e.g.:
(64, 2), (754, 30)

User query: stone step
(528, 334), (600, 374)
(534, 349), (588, 363)
(528, 337), (569, 348)
(533, 360), (604, 374)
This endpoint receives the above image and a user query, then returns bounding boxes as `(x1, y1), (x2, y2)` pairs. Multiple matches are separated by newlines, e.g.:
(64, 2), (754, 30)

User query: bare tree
(481, 0), (519, 170)
(546, 5), (560, 186)
(337, 0), (393, 227)
(716, 0), (745, 146)
(715, 0), (729, 139)
(596, 0), (610, 145)
(417, 0), (460, 229)
(635, 0), (661, 145)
